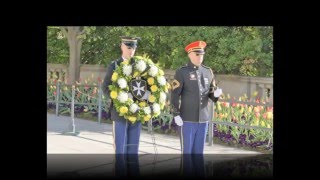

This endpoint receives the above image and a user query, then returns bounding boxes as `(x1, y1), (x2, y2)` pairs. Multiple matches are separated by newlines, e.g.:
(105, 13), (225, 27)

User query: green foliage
(47, 27), (69, 64)
(47, 26), (273, 77)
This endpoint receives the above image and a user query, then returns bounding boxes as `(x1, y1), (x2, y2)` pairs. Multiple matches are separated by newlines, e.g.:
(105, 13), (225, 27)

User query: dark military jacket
(171, 61), (219, 123)
(102, 57), (124, 121)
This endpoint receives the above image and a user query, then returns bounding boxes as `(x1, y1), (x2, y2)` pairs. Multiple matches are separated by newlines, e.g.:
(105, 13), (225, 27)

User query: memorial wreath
(108, 55), (169, 123)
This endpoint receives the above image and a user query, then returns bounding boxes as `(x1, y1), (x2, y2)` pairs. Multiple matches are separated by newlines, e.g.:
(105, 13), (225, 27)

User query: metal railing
(47, 81), (106, 124)
(47, 82), (273, 147)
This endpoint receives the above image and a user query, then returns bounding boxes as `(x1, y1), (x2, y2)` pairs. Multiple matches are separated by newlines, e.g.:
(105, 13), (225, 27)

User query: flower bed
(47, 75), (273, 151)
(213, 94), (273, 151)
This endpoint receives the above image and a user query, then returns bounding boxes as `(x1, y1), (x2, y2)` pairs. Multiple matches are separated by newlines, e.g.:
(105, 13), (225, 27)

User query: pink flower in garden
(222, 102), (230, 107)
(97, 77), (102, 83)
(263, 112), (267, 119)
(267, 107), (273, 112)
(219, 113), (224, 119)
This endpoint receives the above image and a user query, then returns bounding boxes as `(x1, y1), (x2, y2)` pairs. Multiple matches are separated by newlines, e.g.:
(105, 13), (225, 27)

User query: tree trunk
(61, 26), (83, 85)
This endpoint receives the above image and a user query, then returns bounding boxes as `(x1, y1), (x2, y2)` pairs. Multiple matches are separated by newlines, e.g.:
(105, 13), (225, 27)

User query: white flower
(159, 92), (166, 103)
(122, 64), (132, 76)
(130, 103), (139, 113)
(117, 78), (127, 89)
(148, 66), (158, 77)
(157, 76), (166, 86)
(136, 60), (147, 72)
(143, 106), (151, 115)
(117, 91), (128, 103)
(152, 103), (160, 114)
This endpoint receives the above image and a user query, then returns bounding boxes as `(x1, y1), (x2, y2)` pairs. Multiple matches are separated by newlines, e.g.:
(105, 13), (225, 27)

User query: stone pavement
(47, 113), (274, 178)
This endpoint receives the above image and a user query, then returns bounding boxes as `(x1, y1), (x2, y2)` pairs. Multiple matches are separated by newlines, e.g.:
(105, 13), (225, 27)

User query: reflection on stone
(47, 154), (272, 178)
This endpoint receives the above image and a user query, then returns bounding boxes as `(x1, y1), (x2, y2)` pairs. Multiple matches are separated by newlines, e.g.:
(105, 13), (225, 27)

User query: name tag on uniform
(189, 72), (197, 80)
(204, 78), (209, 84)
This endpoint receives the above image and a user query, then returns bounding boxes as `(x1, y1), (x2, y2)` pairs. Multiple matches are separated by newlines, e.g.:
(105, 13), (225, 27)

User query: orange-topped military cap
(185, 40), (207, 54)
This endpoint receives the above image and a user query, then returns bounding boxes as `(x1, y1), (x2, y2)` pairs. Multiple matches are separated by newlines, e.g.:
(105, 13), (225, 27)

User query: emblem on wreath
(130, 79), (147, 100)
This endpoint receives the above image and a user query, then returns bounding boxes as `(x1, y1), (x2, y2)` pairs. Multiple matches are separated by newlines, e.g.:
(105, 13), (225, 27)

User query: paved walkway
(47, 113), (262, 155)
(47, 113), (275, 178)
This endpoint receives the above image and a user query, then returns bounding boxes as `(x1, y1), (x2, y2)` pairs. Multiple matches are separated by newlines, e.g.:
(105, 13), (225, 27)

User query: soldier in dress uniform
(171, 40), (223, 177)
(102, 36), (142, 177)
(171, 40), (223, 154)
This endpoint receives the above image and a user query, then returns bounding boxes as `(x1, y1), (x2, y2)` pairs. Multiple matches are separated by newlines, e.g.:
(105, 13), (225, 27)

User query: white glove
(214, 88), (223, 98)
(174, 115), (183, 126)
(141, 90), (150, 100)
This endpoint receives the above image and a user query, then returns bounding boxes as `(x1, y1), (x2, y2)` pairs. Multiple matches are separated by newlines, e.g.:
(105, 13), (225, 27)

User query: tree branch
(79, 27), (85, 35)
(59, 26), (68, 37)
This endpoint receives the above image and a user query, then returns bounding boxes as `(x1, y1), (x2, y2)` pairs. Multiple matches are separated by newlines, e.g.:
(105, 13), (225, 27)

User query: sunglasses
(127, 46), (136, 50)
(196, 53), (204, 56)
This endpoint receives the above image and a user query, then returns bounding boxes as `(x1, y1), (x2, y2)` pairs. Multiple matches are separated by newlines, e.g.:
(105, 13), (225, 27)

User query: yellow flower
(217, 104), (222, 111)
(111, 72), (118, 82)
(122, 60), (129, 65)
(144, 115), (151, 121)
(119, 106), (128, 114)
(260, 121), (266, 127)
(150, 85), (158, 92)
(139, 101), (146, 107)
(148, 95), (156, 103)
(160, 103), (165, 109)
(147, 59), (153, 65)
(147, 77), (154, 85)
(110, 91), (118, 99)
(266, 112), (273, 119)
(128, 116), (137, 122)
(166, 83), (171, 90)
(141, 72), (148, 77)
(164, 86), (168, 93)
(133, 71), (139, 78)
(252, 91), (258, 97)
(158, 69), (164, 76)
